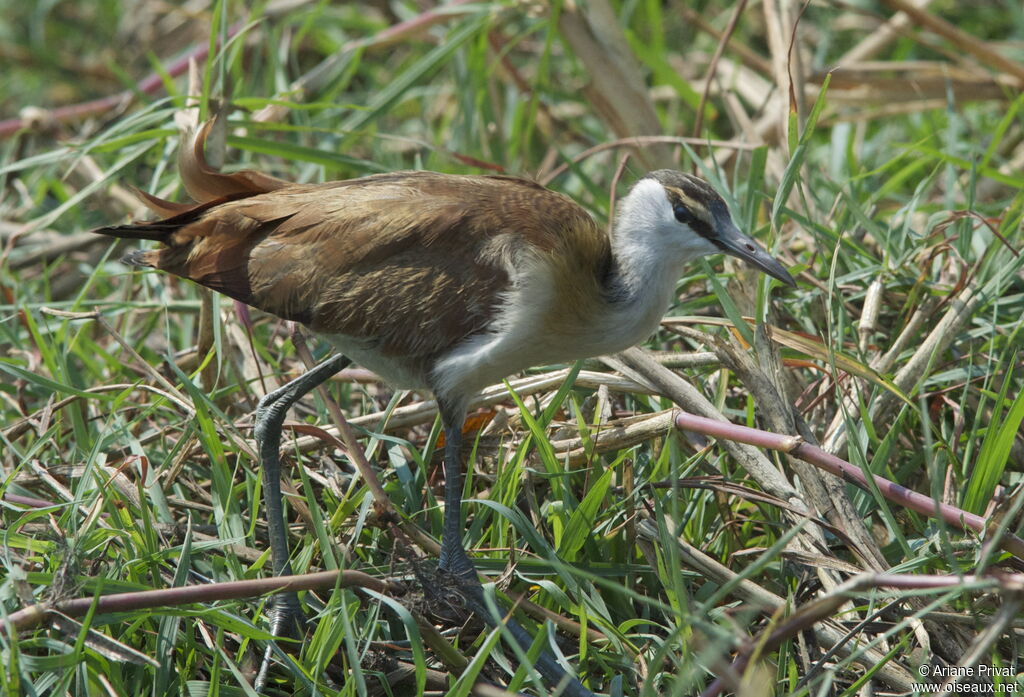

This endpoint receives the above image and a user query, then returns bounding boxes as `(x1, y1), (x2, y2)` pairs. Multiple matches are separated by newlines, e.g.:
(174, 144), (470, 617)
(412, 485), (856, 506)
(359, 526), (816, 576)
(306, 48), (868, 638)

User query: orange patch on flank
(437, 410), (497, 447)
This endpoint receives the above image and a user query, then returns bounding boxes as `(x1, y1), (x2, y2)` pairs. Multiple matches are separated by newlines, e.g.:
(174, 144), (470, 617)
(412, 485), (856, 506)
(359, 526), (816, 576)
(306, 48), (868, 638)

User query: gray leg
(437, 398), (476, 579)
(434, 399), (595, 697)
(253, 353), (351, 690)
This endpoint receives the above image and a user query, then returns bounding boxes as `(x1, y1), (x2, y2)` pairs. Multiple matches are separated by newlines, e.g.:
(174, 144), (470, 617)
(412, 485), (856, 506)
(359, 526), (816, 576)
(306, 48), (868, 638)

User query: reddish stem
(0, 22), (246, 138)
(673, 410), (1024, 559)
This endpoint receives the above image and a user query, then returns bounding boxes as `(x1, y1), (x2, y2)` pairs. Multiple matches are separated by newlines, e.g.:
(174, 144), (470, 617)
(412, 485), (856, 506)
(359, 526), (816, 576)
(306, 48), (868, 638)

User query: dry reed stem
(673, 411), (1024, 560)
(879, 0), (1024, 85)
(0, 568), (395, 634)
(616, 347), (801, 503)
(838, 0), (934, 64)
(637, 517), (916, 693)
(556, 0), (673, 170)
(824, 281), (985, 455)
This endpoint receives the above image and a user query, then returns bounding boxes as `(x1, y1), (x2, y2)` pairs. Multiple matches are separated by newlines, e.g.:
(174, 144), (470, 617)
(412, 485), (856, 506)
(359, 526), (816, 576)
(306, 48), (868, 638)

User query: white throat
(602, 179), (716, 337)
(612, 179), (684, 297)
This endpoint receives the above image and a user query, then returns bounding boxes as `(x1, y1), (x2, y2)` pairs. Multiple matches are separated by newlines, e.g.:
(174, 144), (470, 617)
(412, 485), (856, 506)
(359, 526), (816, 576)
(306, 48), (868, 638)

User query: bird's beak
(713, 220), (796, 287)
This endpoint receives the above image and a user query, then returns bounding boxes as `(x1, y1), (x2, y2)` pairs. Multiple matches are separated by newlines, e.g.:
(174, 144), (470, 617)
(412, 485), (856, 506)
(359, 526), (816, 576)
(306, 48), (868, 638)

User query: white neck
(598, 179), (709, 347)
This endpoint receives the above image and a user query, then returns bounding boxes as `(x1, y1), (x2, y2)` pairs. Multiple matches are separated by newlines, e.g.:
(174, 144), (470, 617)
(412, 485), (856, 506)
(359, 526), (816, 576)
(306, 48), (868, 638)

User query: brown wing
(94, 171), (606, 363)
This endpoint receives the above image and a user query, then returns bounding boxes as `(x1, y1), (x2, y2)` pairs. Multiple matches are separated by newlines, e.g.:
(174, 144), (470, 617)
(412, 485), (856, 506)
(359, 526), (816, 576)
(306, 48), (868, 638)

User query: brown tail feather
(92, 116), (289, 256)
(92, 191), (255, 254)
(92, 222), (174, 267)
(179, 119), (290, 202)
(92, 222), (181, 243)
(128, 185), (195, 217)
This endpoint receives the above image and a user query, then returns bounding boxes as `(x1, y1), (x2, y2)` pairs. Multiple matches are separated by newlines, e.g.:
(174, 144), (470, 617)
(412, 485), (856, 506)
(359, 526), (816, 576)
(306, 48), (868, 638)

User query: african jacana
(95, 122), (794, 694)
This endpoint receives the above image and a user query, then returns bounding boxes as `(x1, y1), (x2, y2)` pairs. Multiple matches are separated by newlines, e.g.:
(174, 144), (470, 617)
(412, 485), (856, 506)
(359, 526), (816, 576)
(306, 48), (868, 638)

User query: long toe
(436, 570), (597, 697)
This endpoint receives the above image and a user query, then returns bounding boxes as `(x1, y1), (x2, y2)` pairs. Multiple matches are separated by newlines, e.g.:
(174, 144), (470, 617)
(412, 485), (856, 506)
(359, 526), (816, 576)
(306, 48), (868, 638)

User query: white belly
(428, 264), (668, 405)
(322, 334), (431, 390)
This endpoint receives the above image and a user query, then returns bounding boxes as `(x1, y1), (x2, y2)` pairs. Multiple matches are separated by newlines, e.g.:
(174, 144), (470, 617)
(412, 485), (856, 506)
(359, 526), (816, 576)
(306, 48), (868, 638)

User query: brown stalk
(636, 515), (916, 691)
(677, 6), (773, 76)
(0, 569), (394, 634)
(672, 410), (1024, 560)
(506, 591), (610, 646)
(556, 0), (673, 170)
(700, 572), (1024, 697)
(878, 0), (1024, 85)
(692, 0), (749, 141)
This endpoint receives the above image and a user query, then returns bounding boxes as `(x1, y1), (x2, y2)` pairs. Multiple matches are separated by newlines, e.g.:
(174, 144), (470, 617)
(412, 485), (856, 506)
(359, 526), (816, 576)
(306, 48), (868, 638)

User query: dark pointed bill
(713, 221), (796, 287)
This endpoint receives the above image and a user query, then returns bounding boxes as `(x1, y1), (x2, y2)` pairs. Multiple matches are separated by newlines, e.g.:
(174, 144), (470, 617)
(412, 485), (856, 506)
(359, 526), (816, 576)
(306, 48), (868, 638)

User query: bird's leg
(252, 352), (351, 689)
(433, 399), (595, 697)
(436, 398), (476, 579)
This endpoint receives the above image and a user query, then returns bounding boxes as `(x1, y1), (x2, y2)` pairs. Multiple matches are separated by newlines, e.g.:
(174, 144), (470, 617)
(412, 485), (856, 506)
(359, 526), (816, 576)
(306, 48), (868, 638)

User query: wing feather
(93, 128), (610, 367)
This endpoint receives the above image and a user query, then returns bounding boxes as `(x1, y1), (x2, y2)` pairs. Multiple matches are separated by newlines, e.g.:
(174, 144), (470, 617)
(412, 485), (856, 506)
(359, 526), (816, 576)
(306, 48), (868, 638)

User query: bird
(94, 121), (795, 694)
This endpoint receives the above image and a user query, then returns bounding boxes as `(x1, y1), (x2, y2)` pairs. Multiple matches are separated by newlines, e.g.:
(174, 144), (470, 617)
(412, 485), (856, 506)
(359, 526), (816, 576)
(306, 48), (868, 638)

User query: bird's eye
(673, 204), (694, 224)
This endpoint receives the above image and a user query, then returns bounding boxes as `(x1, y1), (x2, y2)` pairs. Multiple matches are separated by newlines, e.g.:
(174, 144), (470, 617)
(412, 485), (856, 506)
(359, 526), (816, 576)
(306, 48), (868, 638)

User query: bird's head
(616, 170), (796, 287)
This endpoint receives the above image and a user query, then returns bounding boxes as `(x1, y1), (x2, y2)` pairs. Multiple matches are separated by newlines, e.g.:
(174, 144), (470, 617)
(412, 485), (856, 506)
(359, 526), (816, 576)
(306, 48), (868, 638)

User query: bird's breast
(426, 251), (671, 403)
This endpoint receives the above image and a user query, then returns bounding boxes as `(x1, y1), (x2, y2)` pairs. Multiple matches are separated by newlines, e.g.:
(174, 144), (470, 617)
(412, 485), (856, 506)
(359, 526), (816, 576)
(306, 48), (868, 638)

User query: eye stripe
(666, 189), (709, 216)
(690, 218), (716, 240)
